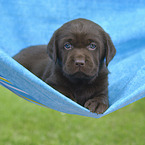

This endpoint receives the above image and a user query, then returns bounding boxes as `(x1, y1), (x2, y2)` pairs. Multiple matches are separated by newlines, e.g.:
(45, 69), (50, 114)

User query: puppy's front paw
(84, 98), (108, 114)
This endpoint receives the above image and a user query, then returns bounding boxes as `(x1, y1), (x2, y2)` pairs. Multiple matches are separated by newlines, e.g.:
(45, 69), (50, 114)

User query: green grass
(0, 85), (145, 145)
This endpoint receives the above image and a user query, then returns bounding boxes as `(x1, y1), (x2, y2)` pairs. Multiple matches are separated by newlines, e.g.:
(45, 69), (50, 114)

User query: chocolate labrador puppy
(13, 18), (116, 114)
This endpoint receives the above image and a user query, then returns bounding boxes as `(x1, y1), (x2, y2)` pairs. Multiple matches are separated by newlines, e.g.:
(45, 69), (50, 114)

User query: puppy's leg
(84, 95), (109, 114)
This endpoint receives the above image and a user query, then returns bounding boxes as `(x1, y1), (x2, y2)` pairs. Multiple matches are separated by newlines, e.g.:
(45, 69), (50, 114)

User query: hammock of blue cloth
(0, 0), (145, 118)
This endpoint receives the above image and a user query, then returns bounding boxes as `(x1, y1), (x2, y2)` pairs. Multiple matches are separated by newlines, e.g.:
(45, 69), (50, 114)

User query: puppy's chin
(63, 70), (98, 83)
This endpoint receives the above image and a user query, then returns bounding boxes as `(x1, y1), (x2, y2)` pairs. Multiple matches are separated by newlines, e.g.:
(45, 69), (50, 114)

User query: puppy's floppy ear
(47, 31), (57, 63)
(104, 33), (116, 66)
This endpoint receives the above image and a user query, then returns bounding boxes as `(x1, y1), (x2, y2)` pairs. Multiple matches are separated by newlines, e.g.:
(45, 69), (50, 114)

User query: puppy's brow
(67, 38), (73, 42)
(88, 39), (95, 42)
(62, 38), (74, 44)
(87, 37), (101, 43)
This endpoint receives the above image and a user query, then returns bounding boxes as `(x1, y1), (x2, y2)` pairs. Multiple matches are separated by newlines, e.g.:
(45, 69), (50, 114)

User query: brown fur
(13, 18), (116, 114)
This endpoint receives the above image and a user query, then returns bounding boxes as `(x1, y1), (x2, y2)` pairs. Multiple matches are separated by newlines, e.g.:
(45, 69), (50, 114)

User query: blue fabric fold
(0, 0), (145, 118)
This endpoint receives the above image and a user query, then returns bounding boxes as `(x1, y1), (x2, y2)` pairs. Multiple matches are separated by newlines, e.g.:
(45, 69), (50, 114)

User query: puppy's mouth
(63, 68), (98, 82)
(71, 71), (90, 78)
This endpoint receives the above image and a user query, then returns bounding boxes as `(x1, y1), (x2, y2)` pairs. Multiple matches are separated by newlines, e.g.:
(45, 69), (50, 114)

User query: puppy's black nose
(75, 59), (85, 66)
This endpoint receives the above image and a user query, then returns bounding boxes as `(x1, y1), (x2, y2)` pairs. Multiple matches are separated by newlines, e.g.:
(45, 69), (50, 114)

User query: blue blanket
(0, 0), (145, 118)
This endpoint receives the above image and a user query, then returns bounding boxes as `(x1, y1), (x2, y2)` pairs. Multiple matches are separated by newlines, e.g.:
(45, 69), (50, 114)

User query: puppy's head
(47, 18), (116, 81)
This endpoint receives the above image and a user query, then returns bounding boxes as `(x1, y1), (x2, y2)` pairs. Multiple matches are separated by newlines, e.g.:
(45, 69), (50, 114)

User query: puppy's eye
(64, 42), (72, 50)
(88, 42), (96, 50)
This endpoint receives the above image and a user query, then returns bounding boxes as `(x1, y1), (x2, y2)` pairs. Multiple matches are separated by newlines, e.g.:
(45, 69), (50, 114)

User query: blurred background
(0, 0), (145, 144)
(0, 85), (145, 145)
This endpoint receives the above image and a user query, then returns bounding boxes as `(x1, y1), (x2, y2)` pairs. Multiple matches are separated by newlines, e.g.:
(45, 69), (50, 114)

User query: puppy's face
(48, 18), (116, 81)
(59, 33), (102, 80)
